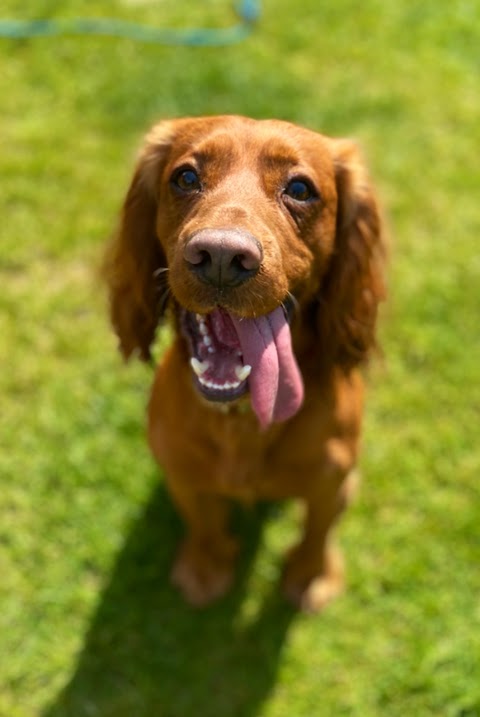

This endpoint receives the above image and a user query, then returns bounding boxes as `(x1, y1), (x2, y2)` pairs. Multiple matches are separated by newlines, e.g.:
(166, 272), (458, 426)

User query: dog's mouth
(181, 300), (304, 428)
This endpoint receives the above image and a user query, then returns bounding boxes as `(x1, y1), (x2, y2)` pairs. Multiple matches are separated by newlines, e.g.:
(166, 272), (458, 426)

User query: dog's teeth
(190, 358), (209, 376)
(197, 377), (242, 392)
(203, 335), (212, 347)
(196, 314), (209, 335)
(235, 365), (252, 382)
(208, 346), (215, 354)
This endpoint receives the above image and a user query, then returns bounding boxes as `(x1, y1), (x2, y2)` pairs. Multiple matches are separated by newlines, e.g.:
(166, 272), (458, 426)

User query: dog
(104, 115), (386, 612)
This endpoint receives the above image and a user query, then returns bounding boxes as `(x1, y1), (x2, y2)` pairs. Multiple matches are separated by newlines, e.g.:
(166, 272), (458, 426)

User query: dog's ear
(318, 140), (386, 368)
(103, 122), (173, 361)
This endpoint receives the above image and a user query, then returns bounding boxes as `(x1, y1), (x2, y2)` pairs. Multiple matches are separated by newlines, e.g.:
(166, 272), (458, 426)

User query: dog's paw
(171, 536), (238, 607)
(282, 544), (344, 613)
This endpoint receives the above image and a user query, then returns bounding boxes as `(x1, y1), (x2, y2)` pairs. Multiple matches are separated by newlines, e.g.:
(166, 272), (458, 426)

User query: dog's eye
(283, 178), (317, 203)
(172, 167), (202, 193)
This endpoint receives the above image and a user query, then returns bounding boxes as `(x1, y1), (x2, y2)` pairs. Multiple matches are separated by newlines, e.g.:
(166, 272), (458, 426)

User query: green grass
(1, 1), (479, 715)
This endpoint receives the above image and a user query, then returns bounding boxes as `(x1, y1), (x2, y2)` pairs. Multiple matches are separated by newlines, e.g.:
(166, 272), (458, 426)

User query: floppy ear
(318, 140), (386, 368)
(103, 122), (173, 361)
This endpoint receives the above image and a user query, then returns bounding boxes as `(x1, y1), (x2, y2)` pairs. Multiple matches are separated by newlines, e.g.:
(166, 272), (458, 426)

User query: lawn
(1, 1), (479, 716)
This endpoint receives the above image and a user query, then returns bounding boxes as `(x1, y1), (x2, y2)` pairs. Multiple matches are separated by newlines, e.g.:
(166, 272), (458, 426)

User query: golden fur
(104, 115), (386, 612)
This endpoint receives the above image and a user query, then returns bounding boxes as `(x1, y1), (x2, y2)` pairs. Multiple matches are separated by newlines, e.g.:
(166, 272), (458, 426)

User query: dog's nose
(183, 228), (263, 288)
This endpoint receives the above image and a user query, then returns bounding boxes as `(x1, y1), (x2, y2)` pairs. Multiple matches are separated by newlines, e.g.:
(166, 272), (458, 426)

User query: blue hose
(0, 0), (260, 46)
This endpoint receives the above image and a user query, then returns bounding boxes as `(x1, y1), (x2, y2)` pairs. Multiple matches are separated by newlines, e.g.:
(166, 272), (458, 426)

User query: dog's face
(106, 115), (385, 427)
(152, 116), (339, 316)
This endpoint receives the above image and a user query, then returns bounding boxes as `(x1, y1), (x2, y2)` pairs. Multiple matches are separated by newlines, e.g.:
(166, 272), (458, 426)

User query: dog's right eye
(171, 167), (202, 193)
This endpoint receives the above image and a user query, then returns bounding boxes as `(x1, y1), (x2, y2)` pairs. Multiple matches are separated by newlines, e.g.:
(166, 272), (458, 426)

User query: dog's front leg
(167, 480), (239, 607)
(282, 455), (359, 613)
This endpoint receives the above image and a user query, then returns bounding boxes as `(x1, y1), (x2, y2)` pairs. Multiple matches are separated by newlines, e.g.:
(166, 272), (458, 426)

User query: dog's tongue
(231, 307), (304, 429)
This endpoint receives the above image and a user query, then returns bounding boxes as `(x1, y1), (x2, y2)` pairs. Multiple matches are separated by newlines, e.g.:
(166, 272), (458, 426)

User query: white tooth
(199, 323), (208, 336)
(208, 347), (215, 354)
(190, 358), (209, 376)
(199, 376), (213, 388)
(235, 365), (252, 382)
(203, 335), (212, 347)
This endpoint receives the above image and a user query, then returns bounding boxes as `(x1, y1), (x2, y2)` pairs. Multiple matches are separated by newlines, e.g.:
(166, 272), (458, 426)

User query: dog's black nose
(183, 228), (263, 288)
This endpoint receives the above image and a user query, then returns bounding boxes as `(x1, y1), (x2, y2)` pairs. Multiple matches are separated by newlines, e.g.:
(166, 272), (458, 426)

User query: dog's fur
(104, 115), (386, 612)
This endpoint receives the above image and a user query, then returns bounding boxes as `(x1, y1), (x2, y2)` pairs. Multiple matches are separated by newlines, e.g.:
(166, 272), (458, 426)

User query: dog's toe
(282, 543), (344, 613)
(171, 537), (238, 607)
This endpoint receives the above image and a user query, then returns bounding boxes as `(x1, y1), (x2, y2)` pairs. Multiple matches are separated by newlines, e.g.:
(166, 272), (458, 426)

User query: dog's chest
(203, 412), (276, 500)
(190, 439), (276, 501)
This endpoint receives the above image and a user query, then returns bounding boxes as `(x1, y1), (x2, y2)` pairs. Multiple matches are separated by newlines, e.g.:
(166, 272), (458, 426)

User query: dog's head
(105, 116), (385, 426)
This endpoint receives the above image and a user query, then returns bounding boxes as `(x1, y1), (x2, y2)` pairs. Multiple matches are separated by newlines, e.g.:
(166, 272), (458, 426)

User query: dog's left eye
(283, 178), (317, 203)
(172, 167), (202, 193)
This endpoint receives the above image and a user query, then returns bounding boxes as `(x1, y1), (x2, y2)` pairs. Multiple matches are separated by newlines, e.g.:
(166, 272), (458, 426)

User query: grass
(1, 0), (479, 715)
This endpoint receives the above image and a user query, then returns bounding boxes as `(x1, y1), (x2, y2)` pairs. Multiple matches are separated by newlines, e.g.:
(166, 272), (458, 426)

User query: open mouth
(182, 309), (251, 403)
(180, 300), (304, 428)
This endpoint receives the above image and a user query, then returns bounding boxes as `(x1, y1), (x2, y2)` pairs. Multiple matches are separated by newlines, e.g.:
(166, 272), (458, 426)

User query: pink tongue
(231, 307), (304, 429)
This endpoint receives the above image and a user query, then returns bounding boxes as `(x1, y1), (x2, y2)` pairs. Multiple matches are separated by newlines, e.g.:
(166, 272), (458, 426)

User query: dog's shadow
(43, 482), (296, 717)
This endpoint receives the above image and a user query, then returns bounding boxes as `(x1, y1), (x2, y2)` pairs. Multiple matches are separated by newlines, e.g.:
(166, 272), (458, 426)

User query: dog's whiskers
(281, 291), (300, 323)
(158, 287), (171, 314)
(286, 291), (300, 314)
(153, 268), (171, 314)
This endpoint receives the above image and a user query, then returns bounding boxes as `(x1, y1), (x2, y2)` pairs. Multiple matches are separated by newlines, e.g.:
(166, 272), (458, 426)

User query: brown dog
(104, 115), (386, 612)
